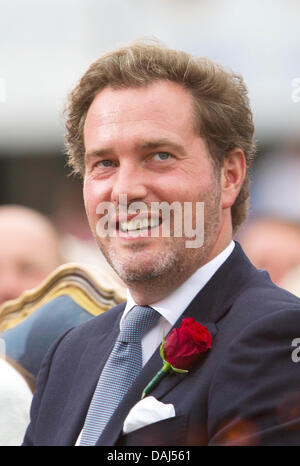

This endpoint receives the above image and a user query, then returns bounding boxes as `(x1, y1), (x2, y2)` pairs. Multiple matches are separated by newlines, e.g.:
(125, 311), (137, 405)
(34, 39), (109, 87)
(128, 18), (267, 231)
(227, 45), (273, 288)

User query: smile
(119, 217), (161, 233)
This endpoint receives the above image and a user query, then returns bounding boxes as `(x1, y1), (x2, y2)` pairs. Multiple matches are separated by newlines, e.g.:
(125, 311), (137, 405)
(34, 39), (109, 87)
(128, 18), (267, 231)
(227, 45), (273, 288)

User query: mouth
(113, 213), (162, 238)
(95, 210), (164, 241)
(118, 216), (161, 233)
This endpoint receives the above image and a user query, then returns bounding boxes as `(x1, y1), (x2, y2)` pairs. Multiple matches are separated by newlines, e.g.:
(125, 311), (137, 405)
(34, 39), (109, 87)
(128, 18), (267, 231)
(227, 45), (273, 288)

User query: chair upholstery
(0, 263), (126, 382)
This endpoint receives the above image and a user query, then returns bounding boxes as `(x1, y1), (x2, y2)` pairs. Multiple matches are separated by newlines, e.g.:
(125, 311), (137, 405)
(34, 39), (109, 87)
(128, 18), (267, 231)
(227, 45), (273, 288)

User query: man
(23, 41), (300, 446)
(0, 205), (62, 305)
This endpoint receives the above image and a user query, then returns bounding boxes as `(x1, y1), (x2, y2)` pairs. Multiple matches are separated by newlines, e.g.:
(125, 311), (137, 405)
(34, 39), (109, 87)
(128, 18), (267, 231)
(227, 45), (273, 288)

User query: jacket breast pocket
(117, 415), (186, 446)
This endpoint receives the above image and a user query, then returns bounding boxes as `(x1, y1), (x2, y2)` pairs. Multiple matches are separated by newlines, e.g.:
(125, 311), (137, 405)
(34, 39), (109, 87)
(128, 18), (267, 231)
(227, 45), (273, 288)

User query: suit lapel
(97, 242), (256, 445)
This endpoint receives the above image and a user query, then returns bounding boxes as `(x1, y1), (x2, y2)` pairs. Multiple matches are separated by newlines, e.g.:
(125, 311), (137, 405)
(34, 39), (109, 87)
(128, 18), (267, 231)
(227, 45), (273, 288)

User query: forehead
(83, 80), (197, 140)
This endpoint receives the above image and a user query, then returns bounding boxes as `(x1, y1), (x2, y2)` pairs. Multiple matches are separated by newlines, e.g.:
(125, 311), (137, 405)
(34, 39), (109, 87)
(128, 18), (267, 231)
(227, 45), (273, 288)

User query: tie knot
(119, 305), (158, 342)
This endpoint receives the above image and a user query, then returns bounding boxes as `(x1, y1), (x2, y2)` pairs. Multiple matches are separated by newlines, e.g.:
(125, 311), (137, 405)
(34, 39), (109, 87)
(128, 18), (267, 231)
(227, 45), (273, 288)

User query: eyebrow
(85, 148), (114, 162)
(137, 139), (188, 157)
(85, 138), (186, 161)
(138, 139), (180, 150)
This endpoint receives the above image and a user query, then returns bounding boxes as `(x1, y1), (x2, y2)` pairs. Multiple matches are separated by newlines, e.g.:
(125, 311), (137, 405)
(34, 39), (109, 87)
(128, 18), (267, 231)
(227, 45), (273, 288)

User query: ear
(220, 148), (246, 210)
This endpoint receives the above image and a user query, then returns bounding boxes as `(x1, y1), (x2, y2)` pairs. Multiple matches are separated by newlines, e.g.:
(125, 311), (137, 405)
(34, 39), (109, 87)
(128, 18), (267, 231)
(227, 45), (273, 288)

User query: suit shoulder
(219, 274), (300, 338)
(238, 276), (300, 313)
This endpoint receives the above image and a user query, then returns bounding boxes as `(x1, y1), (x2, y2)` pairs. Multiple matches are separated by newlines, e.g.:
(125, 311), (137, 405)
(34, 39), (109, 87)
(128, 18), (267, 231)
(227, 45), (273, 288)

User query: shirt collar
(121, 240), (235, 329)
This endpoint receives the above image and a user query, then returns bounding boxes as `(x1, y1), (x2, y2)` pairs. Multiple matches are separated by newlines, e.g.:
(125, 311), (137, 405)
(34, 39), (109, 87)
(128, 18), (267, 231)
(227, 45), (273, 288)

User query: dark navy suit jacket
(23, 243), (300, 445)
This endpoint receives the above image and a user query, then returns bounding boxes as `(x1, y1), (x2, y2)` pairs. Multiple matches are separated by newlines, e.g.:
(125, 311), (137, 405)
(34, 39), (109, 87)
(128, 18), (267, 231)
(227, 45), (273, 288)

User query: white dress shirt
(121, 240), (235, 366)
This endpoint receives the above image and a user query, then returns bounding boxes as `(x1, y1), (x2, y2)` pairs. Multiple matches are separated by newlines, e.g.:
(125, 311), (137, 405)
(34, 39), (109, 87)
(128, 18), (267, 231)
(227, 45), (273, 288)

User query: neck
(127, 273), (191, 305)
(128, 238), (233, 305)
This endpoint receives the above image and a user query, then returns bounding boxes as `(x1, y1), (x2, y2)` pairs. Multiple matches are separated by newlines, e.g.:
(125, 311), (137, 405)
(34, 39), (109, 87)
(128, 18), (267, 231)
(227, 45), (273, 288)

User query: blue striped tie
(79, 305), (158, 446)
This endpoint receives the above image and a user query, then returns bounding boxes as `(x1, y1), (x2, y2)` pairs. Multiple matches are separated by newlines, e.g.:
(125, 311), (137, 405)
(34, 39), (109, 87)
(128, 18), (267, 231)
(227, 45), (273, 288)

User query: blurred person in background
(0, 356), (33, 446)
(239, 139), (300, 288)
(0, 202), (125, 393)
(239, 217), (300, 286)
(250, 141), (300, 224)
(0, 205), (62, 305)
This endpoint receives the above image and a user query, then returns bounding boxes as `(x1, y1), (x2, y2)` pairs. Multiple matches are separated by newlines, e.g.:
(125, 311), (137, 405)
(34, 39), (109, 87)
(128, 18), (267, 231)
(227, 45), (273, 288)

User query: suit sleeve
(208, 308), (300, 446)
(22, 328), (74, 446)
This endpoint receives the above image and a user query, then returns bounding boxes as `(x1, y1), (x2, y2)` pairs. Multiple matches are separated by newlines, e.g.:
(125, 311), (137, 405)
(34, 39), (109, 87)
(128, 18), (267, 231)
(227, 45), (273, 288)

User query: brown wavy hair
(64, 41), (256, 232)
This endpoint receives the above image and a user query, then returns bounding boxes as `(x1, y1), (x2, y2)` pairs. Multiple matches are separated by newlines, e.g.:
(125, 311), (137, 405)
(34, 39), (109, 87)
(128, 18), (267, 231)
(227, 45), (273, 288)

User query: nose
(111, 162), (148, 205)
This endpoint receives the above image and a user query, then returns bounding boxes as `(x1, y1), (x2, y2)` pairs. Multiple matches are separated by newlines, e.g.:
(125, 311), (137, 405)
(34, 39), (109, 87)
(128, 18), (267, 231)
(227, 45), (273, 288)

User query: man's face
(0, 213), (61, 305)
(83, 81), (224, 290)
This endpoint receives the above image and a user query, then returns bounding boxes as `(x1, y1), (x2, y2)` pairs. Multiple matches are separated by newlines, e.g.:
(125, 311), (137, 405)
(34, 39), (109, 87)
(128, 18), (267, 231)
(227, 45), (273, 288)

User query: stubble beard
(101, 239), (185, 285)
(95, 182), (221, 291)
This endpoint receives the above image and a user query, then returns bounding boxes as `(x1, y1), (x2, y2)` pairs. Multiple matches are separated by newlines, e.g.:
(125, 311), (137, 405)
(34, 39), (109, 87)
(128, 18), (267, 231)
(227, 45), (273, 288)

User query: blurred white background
(1, 0), (299, 151)
(0, 0), (300, 293)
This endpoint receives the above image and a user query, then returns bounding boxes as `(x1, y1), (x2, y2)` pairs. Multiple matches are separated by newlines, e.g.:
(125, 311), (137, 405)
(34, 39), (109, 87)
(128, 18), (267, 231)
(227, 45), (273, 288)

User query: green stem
(141, 362), (171, 399)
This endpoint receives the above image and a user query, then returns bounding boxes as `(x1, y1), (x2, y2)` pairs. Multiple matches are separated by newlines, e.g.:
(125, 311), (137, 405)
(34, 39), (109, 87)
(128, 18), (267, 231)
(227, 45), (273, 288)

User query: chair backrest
(0, 263), (126, 382)
(0, 262), (126, 332)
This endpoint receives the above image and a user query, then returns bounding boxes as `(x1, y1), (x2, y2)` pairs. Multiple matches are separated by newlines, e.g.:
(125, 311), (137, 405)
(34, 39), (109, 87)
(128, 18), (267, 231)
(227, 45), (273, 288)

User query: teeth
(150, 217), (160, 228)
(119, 217), (160, 232)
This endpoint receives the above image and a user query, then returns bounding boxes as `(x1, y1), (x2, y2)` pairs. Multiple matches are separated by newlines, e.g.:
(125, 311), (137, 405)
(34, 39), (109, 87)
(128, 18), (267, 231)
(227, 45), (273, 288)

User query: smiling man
(23, 41), (300, 446)
(83, 80), (239, 304)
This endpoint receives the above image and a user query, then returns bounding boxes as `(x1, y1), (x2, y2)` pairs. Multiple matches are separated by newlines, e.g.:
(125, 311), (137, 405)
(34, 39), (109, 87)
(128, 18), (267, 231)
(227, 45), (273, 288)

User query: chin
(106, 248), (181, 284)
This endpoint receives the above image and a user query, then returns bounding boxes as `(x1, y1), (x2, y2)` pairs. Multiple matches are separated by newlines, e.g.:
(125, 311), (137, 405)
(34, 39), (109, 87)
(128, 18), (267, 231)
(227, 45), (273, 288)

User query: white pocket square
(123, 396), (175, 434)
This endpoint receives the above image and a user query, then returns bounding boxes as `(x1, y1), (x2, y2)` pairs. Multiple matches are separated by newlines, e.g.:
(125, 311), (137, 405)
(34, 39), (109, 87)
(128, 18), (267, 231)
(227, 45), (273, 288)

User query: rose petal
(163, 318), (212, 370)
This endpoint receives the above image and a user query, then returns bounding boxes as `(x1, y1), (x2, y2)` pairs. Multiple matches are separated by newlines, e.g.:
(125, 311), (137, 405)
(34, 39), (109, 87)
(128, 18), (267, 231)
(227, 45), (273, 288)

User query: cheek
(160, 173), (192, 201)
(163, 164), (213, 203)
(83, 179), (102, 222)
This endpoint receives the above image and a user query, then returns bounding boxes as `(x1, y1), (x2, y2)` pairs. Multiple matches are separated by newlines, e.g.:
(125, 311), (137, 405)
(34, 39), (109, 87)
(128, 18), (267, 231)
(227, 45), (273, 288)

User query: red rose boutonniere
(141, 317), (212, 398)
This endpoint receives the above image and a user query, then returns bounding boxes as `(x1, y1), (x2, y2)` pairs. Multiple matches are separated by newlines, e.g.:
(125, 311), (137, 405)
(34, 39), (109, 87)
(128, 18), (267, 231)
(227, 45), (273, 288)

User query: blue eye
(98, 159), (115, 167)
(153, 152), (172, 161)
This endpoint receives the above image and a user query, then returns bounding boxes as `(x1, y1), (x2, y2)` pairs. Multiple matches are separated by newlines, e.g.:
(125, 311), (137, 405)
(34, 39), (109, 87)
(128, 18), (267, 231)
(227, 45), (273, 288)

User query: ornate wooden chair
(0, 263), (126, 387)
